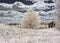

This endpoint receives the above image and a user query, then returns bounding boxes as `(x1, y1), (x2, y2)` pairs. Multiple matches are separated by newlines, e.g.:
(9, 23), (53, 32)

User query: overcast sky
(0, 0), (54, 5)
(0, 0), (34, 5)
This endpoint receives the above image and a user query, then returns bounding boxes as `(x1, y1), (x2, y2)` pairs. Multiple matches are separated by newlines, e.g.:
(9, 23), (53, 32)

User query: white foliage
(21, 8), (40, 29)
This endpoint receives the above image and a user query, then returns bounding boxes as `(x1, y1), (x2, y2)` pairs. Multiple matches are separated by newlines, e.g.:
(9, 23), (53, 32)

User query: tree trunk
(55, 0), (60, 29)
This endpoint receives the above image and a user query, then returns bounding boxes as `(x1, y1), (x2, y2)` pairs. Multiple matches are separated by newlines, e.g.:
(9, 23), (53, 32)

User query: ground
(0, 24), (60, 43)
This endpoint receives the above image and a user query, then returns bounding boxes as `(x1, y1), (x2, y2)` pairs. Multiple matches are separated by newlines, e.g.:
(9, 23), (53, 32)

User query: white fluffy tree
(21, 8), (40, 29)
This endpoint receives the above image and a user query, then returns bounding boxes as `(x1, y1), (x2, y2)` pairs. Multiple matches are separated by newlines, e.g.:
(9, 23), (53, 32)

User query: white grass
(0, 24), (60, 43)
